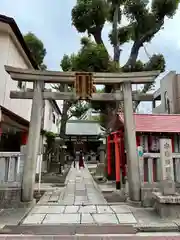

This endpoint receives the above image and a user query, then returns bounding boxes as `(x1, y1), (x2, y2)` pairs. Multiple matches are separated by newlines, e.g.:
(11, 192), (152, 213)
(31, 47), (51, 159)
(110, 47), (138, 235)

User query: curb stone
(134, 222), (179, 232)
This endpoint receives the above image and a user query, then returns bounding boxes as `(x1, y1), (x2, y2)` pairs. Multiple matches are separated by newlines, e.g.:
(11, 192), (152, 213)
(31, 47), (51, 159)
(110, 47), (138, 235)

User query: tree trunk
(113, 4), (120, 63)
(92, 26), (104, 45)
(124, 41), (142, 71)
(59, 100), (69, 172)
(112, 4), (121, 115)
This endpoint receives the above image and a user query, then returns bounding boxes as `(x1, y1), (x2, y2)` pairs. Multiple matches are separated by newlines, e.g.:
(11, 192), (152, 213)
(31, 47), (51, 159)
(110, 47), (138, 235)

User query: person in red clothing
(79, 150), (85, 169)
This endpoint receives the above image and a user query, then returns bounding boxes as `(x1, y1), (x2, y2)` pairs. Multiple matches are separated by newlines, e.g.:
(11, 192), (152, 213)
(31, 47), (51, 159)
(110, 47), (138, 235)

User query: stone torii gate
(5, 66), (159, 203)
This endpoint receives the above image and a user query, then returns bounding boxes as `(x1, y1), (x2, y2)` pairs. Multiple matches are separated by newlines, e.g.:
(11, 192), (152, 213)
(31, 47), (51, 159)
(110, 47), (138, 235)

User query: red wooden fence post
(114, 133), (121, 189)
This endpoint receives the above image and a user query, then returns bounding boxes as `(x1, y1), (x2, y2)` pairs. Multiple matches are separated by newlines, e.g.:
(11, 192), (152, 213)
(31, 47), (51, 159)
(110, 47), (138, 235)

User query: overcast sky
(0, 0), (180, 112)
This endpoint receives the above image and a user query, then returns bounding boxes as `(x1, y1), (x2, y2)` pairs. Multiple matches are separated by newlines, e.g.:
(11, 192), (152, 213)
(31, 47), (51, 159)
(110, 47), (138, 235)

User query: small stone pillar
(152, 138), (180, 218)
(56, 147), (60, 163)
(99, 144), (105, 163)
(148, 158), (154, 183)
(95, 143), (106, 178)
(160, 138), (175, 195)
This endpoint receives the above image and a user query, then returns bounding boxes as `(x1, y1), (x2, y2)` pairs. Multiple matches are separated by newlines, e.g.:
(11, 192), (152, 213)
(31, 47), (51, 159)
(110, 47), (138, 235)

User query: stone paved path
(22, 164), (137, 225)
(21, 164), (180, 230)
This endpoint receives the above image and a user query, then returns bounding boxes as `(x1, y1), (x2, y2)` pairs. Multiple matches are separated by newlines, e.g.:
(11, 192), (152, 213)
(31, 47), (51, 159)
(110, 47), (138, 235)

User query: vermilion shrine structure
(107, 113), (180, 177)
(107, 113), (180, 206)
(5, 65), (159, 203)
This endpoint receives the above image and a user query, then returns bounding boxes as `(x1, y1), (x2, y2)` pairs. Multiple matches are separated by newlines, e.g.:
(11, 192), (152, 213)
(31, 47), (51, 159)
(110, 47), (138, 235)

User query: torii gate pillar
(123, 82), (141, 202)
(22, 81), (43, 202)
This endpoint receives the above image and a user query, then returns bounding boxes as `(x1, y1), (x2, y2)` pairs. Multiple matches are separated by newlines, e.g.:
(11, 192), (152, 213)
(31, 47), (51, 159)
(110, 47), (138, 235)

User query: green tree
(24, 32), (47, 70)
(61, 37), (117, 72)
(60, 37), (165, 127)
(60, 37), (116, 128)
(71, 0), (179, 103)
(24, 32), (89, 170)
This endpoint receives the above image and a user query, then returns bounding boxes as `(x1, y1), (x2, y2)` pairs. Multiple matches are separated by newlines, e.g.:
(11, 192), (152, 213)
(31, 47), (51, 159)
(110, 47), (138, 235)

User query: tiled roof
(119, 114), (180, 133)
(66, 120), (105, 136)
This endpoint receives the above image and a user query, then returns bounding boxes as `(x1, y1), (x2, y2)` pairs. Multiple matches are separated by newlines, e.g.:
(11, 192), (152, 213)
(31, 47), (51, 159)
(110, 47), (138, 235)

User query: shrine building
(107, 113), (180, 187)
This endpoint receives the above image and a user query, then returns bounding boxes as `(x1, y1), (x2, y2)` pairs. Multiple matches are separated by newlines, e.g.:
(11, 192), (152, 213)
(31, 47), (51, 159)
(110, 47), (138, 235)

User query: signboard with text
(160, 138), (174, 182)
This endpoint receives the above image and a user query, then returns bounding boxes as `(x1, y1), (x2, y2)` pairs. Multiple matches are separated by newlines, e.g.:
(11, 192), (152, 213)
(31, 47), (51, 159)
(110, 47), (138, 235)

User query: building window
(164, 91), (170, 114)
(52, 113), (56, 124)
(17, 81), (23, 89)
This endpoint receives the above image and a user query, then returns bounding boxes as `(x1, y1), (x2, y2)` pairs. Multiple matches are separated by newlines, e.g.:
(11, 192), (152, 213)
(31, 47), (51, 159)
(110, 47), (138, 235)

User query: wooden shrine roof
(65, 120), (105, 136)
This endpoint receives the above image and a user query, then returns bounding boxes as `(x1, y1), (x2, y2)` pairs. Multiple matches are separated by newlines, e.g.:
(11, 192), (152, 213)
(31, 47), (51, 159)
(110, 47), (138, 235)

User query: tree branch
(88, 25), (110, 56)
(124, 19), (164, 70)
(67, 114), (73, 120)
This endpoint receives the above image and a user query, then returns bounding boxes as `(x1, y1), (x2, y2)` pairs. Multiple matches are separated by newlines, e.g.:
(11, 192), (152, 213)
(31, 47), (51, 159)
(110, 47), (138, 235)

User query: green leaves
(69, 0), (179, 113)
(123, 54), (165, 73)
(109, 24), (133, 45)
(61, 37), (110, 72)
(152, 0), (180, 19)
(24, 32), (46, 67)
(70, 102), (90, 118)
(107, 2), (122, 23)
(72, 0), (108, 33)
(144, 54), (165, 72)
(60, 54), (72, 71)
(123, 0), (149, 21)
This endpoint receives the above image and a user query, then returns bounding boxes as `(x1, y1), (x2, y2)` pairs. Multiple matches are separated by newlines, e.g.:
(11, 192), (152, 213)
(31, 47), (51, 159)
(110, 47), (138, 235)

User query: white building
(152, 72), (180, 114)
(0, 14), (61, 151)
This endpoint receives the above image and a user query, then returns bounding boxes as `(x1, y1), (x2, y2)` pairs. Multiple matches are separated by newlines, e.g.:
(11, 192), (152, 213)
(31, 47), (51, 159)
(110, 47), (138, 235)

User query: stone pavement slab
(92, 214), (119, 224)
(97, 206), (113, 214)
(0, 208), (30, 225)
(117, 214), (137, 224)
(23, 214), (46, 225)
(78, 206), (97, 214)
(111, 205), (131, 213)
(43, 214), (80, 224)
(31, 206), (65, 214)
(81, 213), (95, 224)
(65, 206), (80, 213)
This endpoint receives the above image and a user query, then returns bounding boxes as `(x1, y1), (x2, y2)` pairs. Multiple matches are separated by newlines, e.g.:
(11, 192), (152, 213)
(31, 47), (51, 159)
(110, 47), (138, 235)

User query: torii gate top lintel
(5, 65), (160, 84)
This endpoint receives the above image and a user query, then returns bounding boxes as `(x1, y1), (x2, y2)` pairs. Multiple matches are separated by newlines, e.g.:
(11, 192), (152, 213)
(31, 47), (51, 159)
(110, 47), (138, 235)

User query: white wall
(0, 22), (61, 177)
(0, 31), (32, 121)
(0, 24), (61, 134)
(44, 100), (60, 134)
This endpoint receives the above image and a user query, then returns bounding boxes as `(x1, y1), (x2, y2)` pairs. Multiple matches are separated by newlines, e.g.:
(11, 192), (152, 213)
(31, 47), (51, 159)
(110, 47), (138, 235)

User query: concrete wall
(175, 74), (180, 113)
(152, 104), (164, 114)
(44, 100), (60, 134)
(0, 31), (32, 121)
(153, 72), (178, 114)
